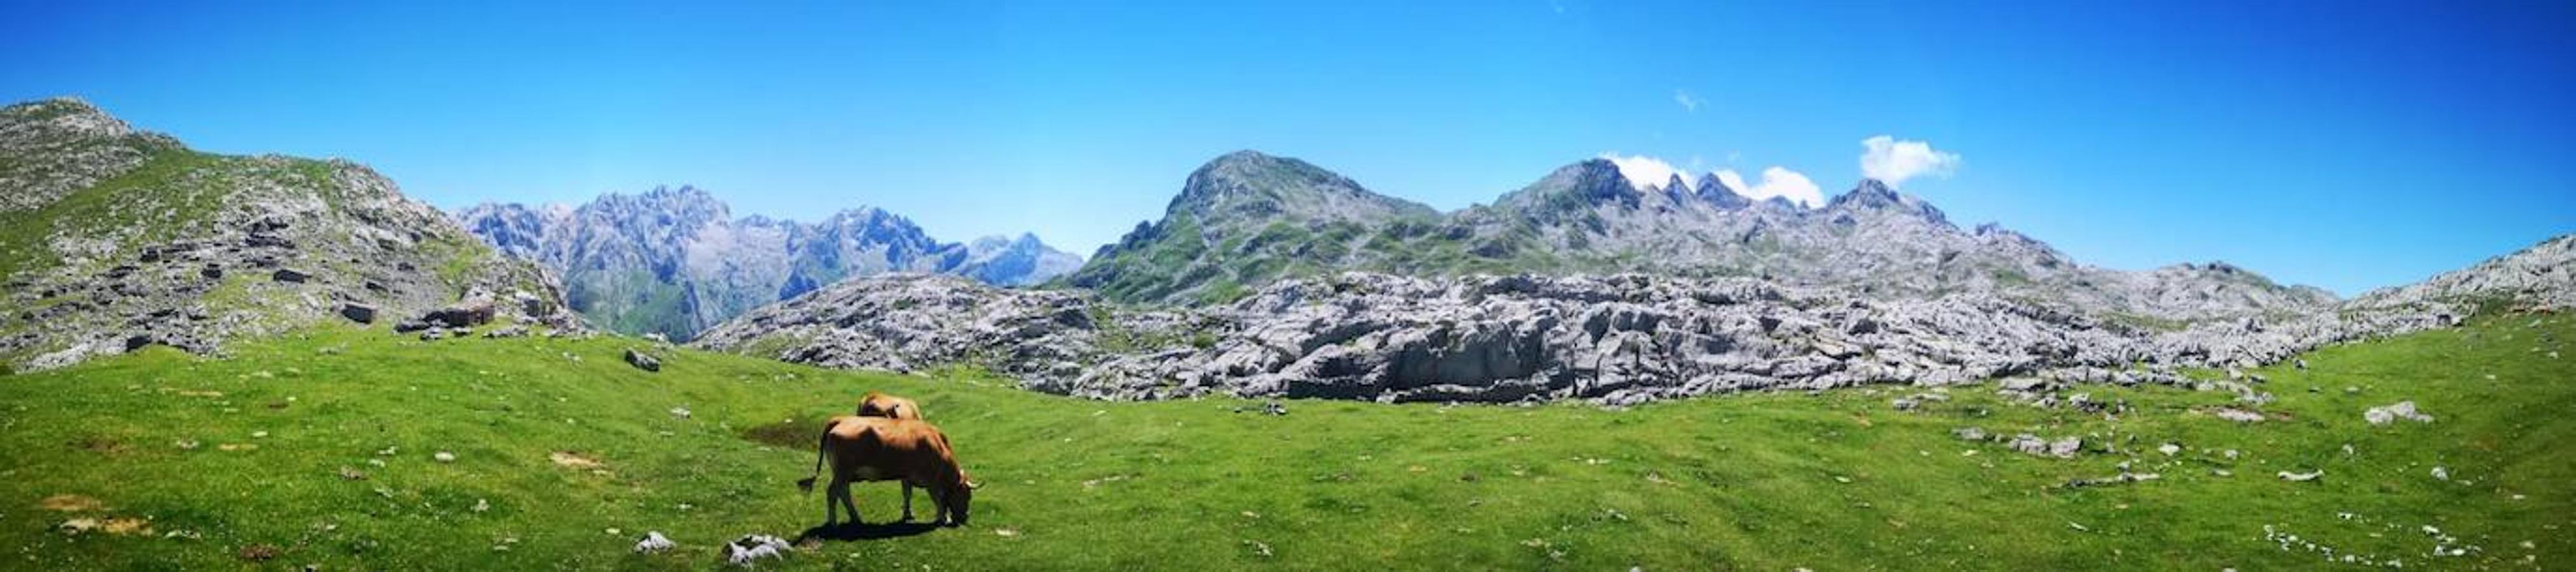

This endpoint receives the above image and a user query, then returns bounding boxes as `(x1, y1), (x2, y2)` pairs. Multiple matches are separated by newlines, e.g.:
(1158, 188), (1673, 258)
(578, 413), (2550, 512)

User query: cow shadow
(794, 521), (940, 542)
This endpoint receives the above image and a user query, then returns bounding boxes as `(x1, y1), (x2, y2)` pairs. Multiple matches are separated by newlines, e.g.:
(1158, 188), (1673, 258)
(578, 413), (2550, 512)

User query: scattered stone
(58, 517), (100, 535)
(2364, 401), (2434, 425)
(2157, 443), (2181, 456)
(2295, 358), (2308, 370)
(271, 268), (311, 283)
(2066, 472), (2159, 488)
(337, 466), (366, 480)
(2211, 408), (2265, 423)
(482, 325), (529, 338)
(1951, 427), (1986, 441)
(433, 451), (456, 463)
(624, 348), (661, 372)
(2005, 434), (2082, 458)
(722, 535), (791, 566)
(2277, 470), (2324, 482)
(2430, 466), (2449, 481)
(634, 531), (674, 553)
(471, 498), (489, 513)
(668, 406), (691, 419)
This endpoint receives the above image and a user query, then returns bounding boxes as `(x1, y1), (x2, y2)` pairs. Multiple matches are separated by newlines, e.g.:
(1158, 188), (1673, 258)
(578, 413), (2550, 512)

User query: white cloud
(1599, 153), (1690, 191)
(1857, 135), (1960, 187)
(1714, 167), (1824, 208)
(1672, 89), (1704, 112)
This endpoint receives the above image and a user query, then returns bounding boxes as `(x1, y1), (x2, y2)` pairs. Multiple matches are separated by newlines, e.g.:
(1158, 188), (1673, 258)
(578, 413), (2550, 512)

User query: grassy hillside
(1, 313), (2568, 570)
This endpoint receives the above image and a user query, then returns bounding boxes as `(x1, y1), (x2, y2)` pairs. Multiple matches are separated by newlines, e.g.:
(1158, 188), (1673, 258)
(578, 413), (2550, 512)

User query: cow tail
(797, 418), (839, 494)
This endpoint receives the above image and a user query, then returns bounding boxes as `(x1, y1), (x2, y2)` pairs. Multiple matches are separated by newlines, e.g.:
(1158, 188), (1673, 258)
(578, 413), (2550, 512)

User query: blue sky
(6, 1), (2572, 295)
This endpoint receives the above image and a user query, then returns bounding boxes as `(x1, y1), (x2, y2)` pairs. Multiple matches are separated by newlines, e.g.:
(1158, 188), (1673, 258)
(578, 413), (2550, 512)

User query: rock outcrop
(455, 187), (1081, 341)
(699, 232), (2566, 404)
(0, 97), (580, 371)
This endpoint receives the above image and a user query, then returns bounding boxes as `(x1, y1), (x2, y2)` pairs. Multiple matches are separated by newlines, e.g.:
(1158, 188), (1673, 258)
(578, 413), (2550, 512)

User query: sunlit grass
(1, 313), (2567, 570)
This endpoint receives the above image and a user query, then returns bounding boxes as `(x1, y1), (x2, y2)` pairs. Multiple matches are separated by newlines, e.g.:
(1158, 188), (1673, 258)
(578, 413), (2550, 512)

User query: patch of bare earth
(39, 494), (104, 512)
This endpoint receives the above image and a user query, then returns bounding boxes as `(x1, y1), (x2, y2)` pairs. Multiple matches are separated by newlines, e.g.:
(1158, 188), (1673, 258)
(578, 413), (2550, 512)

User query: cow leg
(822, 477), (841, 526)
(829, 479), (862, 526)
(900, 482), (916, 521)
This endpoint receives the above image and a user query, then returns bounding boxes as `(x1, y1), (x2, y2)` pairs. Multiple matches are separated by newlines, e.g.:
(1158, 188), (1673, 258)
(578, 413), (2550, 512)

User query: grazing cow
(857, 392), (921, 419)
(796, 416), (977, 526)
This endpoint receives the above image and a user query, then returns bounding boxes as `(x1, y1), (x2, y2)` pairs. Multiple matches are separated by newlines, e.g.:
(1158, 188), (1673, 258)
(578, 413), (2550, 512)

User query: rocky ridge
(0, 97), (580, 372)
(456, 187), (1080, 341)
(697, 233), (2570, 404)
(1067, 151), (2335, 323)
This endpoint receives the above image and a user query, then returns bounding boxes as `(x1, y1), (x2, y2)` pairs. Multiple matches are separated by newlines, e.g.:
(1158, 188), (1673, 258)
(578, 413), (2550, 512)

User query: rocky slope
(700, 230), (2568, 405)
(0, 97), (578, 372)
(1066, 151), (2335, 324)
(456, 187), (1080, 340)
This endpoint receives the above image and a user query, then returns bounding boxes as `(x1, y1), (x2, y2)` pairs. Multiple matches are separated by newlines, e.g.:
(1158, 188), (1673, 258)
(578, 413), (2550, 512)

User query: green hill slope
(2, 313), (2568, 569)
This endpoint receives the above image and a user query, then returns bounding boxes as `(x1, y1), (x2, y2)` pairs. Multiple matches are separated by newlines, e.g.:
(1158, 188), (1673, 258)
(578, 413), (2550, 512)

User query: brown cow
(796, 416), (977, 526)
(857, 392), (921, 419)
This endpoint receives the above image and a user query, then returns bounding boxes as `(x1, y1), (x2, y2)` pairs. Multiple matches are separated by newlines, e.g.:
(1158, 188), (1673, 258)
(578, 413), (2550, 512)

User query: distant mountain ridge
(1068, 150), (2335, 322)
(456, 186), (1080, 341)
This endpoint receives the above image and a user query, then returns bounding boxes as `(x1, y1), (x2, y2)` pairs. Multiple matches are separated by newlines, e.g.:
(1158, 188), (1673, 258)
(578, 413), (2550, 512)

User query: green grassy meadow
(1, 313), (2568, 570)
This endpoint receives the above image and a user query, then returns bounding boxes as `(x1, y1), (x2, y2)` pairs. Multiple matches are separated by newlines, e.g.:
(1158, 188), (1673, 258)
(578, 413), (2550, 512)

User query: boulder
(625, 348), (661, 372)
(2363, 400), (2433, 425)
(271, 268), (311, 283)
(421, 298), (497, 328)
(339, 303), (377, 324)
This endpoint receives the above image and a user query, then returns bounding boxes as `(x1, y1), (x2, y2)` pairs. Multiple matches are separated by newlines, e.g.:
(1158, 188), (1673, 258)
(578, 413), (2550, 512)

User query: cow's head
(947, 472), (981, 526)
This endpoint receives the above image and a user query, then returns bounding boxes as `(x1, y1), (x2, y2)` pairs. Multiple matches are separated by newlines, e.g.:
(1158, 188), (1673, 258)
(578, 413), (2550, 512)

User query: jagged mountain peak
(1693, 172), (1752, 209)
(1660, 174), (1692, 192)
(1826, 178), (1947, 225)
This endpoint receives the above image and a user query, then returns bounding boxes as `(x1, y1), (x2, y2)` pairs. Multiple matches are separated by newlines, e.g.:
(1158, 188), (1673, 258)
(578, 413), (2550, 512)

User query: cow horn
(966, 479), (983, 490)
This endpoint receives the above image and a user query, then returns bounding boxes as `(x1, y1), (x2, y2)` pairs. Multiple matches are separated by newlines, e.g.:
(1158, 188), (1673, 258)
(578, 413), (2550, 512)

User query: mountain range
(1066, 151), (2334, 324)
(455, 187), (1081, 341)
